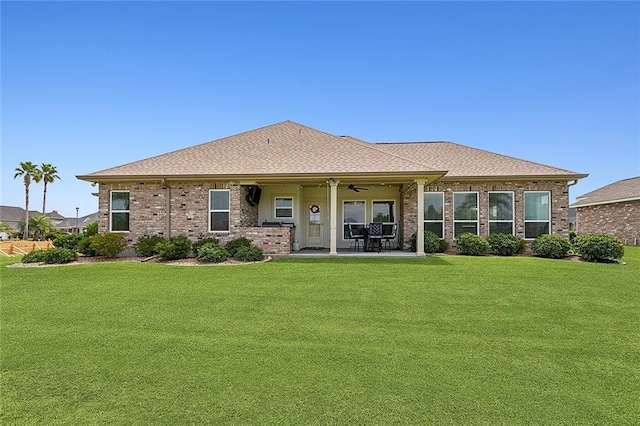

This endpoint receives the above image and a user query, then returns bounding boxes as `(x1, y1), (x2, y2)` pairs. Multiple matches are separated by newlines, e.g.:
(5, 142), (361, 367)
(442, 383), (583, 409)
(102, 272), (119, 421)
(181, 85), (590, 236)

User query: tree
(14, 162), (42, 240)
(29, 215), (54, 241)
(40, 163), (60, 214)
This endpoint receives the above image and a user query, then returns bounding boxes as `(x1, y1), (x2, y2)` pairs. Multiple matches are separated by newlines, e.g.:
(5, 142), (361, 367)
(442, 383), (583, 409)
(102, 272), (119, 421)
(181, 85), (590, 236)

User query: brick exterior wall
(576, 201), (640, 245)
(97, 181), (290, 254)
(400, 180), (572, 249)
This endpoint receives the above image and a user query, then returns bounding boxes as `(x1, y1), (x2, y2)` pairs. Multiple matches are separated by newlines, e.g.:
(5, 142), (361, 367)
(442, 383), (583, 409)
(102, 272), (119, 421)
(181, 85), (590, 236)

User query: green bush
(456, 233), (490, 256)
(531, 234), (571, 259)
(234, 245), (264, 262)
(225, 237), (252, 257)
(53, 233), (83, 251)
(90, 233), (129, 258)
(41, 248), (78, 264)
(155, 235), (192, 260)
(197, 243), (229, 263)
(84, 222), (98, 237)
(409, 231), (449, 253)
(22, 248), (77, 264)
(77, 236), (99, 257)
(487, 233), (524, 256)
(22, 250), (48, 263)
(572, 233), (624, 262)
(192, 237), (220, 254)
(135, 235), (166, 257)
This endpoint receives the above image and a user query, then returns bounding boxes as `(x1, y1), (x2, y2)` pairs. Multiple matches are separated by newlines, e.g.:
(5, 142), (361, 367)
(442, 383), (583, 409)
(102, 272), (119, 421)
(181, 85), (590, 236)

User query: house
(571, 176), (640, 245)
(0, 205), (98, 235)
(76, 121), (587, 255)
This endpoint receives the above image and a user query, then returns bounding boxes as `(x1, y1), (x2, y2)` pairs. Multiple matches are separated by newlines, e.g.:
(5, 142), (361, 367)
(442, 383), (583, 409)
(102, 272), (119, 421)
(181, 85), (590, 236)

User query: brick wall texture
(99, 179), (573, 254)
(576, 201), (640, 245)
(400, 180), (571, 249)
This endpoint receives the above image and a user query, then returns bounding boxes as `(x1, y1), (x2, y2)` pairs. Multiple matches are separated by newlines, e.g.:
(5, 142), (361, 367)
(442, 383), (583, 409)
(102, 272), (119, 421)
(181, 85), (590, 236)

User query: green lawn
(2, 248), (639, 424)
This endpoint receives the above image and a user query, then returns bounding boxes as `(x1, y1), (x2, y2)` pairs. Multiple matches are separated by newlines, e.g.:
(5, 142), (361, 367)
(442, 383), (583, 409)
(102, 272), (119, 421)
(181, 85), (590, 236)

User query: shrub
(41, 248), (78, 264)
(572, 233), (624, 262)
(409, 231), (449, 253)
(90, 233), (128, 258)
(22, 248), (77, 264)
(234, 245), (264, 262)
(197, 243), (229, 263)
(192, 237), (220, 254)
(155, 235), (192, 260)
(53, 233), (83, 251)
(225, 237), (252, 257)
(487, 233), (524, 256)
(77, 236), (99, 257)
(456, 233), (490, 256)
(531, 234), (571, 259)
(22, 250), (48, 263)
(84, 222), (98, 237)
(135, 235), (165, 257)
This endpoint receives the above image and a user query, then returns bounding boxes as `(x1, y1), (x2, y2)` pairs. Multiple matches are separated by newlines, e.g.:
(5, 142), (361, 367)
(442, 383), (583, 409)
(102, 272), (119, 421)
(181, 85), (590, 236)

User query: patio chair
(383, 224), (398, 251)
(368, 222), (384, 252)
(348, 223), (363, 252)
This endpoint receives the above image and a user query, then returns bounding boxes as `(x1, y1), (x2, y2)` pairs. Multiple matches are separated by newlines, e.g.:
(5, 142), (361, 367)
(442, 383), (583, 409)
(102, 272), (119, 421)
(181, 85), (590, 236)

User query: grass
(1, 248), (639, 424)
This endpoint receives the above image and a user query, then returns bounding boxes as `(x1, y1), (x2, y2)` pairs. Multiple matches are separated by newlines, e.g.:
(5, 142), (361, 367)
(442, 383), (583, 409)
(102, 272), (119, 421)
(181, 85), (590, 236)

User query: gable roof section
(571, 176), (640, 208)
(77, 121), (446, 182)
(376, 141), (587, 180)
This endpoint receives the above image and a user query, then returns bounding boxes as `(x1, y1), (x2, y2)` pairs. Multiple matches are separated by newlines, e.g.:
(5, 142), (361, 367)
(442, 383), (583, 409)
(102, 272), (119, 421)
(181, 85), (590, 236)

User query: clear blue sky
(2, 1), (639, 218)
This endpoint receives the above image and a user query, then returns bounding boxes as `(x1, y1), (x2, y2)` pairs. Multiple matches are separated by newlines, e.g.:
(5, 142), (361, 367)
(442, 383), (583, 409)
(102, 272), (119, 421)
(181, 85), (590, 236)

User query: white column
(329, 179), (339, 256)
(416, 180), (426, 256)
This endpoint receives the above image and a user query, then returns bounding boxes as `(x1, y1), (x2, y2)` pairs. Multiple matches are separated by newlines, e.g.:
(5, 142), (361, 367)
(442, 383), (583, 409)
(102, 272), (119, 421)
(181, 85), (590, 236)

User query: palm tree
(29, 215), (54, 241)
(14, 161), (42, 240)
(40, 163), (60, 214)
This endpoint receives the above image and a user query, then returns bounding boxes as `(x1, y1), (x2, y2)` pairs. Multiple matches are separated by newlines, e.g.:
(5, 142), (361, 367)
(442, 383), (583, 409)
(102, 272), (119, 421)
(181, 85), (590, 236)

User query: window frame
(209, 189), (230, 233)
(488, 191), (515, 235)
(110, 190), (130, 232)
(342, 200), (366, 240)
(424, 192), (444, 238)
(524, 191), (551, 239)
(453, 191), (479, 238)
(274, 196), (294, 219)
(372, 200), (395, 235)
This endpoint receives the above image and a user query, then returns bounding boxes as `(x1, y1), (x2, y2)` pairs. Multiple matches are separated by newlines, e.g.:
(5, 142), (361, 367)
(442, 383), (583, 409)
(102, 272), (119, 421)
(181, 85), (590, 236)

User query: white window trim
(274, 196), (294, 219)
(110, 190), (130, 233)
(342, 200), (366, 241)
(453, 191), (479, 237)
(424, 192), (444, 238)
(209, 189), (230, 233)
(488, 191), (515, 235)
(524, 190), (551, 239)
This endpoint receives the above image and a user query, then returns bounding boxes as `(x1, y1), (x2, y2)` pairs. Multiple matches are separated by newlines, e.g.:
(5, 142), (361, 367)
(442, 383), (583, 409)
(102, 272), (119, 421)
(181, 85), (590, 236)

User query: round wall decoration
(310, 205), (320, 213)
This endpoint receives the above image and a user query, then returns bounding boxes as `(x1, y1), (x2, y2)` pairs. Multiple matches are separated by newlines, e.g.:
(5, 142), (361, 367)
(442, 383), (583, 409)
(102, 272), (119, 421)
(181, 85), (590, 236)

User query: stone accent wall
(236, 227), (292, 255)
(576, 201), (640, 245)
(400, 180), (571, 249)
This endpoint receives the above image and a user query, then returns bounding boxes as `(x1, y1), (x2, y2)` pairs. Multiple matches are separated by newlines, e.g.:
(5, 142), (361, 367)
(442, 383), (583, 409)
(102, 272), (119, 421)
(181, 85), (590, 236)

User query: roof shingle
(571, 176), (640, 207)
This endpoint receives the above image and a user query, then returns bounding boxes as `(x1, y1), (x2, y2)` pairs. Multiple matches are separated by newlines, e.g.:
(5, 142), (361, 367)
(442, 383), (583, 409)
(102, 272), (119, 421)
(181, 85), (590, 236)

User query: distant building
(571, 176), (640, 245)
(0, 206), (98, 234)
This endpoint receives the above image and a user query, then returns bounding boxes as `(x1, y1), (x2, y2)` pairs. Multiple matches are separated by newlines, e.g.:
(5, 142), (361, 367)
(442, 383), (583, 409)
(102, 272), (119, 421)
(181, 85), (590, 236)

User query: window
(275, 197), (293, 219)
(343, 201), (366, 239)
(489, 192), (514, 235)
(110, 191), (130, 232)
(209, 189), (230, 232)
(372, 201), (395, 235)
(524, 191), (550, 239)
(424, 192), (444, 238)
(453, 192), (478, 237)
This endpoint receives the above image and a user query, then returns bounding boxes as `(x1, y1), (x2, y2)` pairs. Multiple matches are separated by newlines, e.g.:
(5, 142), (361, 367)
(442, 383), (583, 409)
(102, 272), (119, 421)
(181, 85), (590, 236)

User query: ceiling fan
(347, 184), (368, 192)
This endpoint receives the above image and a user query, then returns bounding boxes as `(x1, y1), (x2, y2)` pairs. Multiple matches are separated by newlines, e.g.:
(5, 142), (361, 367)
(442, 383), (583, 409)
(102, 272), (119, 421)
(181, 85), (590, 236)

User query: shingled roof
(571, 176), (640, 207)
(77, 120), (586, 182)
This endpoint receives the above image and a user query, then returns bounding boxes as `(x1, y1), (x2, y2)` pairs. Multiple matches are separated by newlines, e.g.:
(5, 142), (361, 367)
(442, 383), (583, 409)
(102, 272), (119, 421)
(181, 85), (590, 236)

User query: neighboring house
(76, 121), (587, 255)
(571, 176), (640, 245)
(0, 206), (97, 234)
